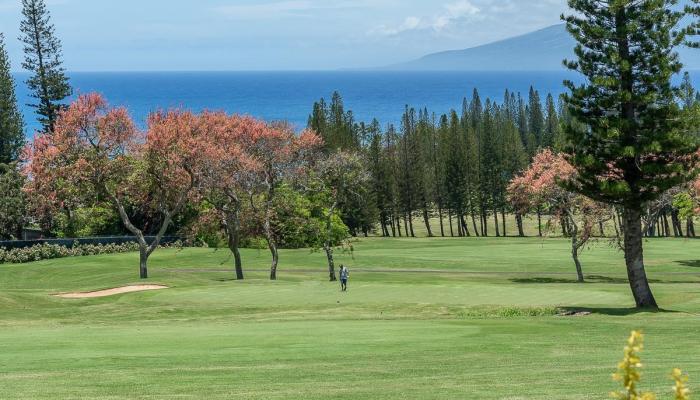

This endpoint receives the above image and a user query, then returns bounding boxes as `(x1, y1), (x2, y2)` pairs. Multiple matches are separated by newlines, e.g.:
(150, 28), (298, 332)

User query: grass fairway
(1, 237), (700, 399)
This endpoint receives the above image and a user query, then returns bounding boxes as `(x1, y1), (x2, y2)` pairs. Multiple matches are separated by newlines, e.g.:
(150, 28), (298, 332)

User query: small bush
(457, 306), (562, 318)
(0, 241), (143, 265)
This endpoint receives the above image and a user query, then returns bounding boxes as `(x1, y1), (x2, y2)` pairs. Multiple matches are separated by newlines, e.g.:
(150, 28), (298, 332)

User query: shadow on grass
(560, 306), (680, 316)
(512, 275), (632, 284)
(677, 260), (700, 268)
(511, 275), (667, 284)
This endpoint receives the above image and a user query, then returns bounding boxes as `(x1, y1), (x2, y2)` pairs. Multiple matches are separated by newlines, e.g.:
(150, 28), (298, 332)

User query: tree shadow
(676, 260), (700, 268)
(511, 275), (668, 284)
(511, 275), (635, 284)
(559, 306), (680, 316)
(214, 277), (238, 282)
(511, 277), (581, 284)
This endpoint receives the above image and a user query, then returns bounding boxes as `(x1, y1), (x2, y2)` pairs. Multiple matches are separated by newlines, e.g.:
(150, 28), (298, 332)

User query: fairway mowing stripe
(163, 268), (700, 277)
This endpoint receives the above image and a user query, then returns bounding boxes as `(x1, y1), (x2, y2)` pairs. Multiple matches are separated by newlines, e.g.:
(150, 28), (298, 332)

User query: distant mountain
(385, 24), (700, 71)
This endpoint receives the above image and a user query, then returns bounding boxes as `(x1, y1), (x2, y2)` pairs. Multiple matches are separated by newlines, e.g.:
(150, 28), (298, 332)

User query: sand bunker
(54, 285), (169, 299)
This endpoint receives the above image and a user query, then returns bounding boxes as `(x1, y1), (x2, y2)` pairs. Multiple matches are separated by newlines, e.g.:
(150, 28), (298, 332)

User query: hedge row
(0, 241), (183, 265)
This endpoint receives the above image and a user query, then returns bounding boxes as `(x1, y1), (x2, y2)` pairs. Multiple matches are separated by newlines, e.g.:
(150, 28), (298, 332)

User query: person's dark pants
(341, 278), (347, 291)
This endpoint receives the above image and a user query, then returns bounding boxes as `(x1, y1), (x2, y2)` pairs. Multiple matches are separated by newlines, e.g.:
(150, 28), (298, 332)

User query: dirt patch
(53, 285), (169, 299)
(557, 310), (592, 317)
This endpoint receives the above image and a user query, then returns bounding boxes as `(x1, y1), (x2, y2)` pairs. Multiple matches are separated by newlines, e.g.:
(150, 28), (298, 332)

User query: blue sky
(0, 0), (568, 71)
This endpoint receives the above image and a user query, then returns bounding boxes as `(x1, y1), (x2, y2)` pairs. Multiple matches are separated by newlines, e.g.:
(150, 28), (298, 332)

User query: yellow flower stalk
(611, 331), (656, 400)
(610, 331), (691, 400)
(672, 368), (690, 400)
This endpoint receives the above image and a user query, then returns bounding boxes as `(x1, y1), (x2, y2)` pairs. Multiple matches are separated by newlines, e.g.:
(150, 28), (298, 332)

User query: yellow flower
(671, 368), (690, 400)
(610, 331), (690, 400)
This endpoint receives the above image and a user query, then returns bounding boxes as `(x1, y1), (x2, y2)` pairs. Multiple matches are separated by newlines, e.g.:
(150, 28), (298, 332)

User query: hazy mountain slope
(386, 24), (700, 71)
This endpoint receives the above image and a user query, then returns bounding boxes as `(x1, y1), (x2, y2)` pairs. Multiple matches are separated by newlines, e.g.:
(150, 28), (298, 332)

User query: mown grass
(1, 236), (699, 399)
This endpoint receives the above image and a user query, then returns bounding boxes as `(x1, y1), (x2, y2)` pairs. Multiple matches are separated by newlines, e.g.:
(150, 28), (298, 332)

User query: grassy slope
(1, 237), (700, 399)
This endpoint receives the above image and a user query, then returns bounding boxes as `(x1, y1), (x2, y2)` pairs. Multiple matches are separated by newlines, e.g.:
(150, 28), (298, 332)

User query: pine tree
(517, 94), (529, 155)
(527, 87), (544, 154)
(680, 71), (696, 110)
(562, 0), (700, 308)
(0, 34), (24, 165)
(20, 0), (71, 133)
(543, 94), (559, 149)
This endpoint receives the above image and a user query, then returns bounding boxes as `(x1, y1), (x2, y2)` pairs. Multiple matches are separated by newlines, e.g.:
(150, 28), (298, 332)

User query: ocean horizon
(12, 70), (697, 137)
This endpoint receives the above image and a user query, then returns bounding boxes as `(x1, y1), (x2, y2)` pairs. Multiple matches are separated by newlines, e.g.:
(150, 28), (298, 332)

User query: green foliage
(562, 0), (700, 207)
(673, 193), (695, 220)
(0, 34), (24, 165)
(0, 240), (188, 264)
(0, 164), (27, 240)
(0, 241), (139, 264)
(271, 185), (350, 249)
(52, 205), (123, 239)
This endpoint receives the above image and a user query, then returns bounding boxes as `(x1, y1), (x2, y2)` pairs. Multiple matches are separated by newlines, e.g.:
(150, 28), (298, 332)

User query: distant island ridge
(382, 24), (700, 71)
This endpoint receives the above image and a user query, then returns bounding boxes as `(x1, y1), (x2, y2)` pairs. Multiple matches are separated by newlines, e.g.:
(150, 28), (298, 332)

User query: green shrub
(0, 240), (183, 265)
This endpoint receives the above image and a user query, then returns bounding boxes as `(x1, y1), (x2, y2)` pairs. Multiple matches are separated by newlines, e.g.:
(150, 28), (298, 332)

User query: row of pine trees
(308, 81), (700, 239)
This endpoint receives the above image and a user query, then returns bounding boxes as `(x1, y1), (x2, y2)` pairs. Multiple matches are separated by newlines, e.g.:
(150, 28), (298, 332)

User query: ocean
(13, 70), (585, 137)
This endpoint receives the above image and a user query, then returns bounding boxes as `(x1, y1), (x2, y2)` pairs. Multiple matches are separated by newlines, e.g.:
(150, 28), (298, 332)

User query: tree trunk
(408, 214), (415, 237)
(139, 247), (149, 279)
(569, 218), (584, 283)
(448, 211), (454, 237)
(622, 207), (658, 308)
(501, 208), (506, 237)
(324, 243), (336, 281)
(572, 244), (584, 283)
(536, 206), (543, 237)
(264, 221), (279, 280)
(325, 204), (338, 282)
(460, 214), (470, 237)
(422, 206), (433, 237)
(469, 207), (479, 237)
(438, 205), (445, 237)
(671, 209), (682, 237)
(380, 212), (389, 237)
(516, 213), (525, 237)
(493, 209), (500, 237)
(662, 213), (670, 238)
(687, 217), (696, 238)
(264, 194), (279, 280)
(223, 205), (244, 280)
(110, 192), (177, 280)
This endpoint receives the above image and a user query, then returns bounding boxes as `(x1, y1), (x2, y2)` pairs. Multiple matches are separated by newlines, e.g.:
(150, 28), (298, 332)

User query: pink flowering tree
(245, 122), (322, 280)
(508, 149), (613, 283)
(25, 93), (204, 279)
(196, 112), (265, 280)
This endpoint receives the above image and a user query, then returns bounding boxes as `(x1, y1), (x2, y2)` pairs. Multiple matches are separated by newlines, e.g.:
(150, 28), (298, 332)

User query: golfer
(339, 265), (349, 292)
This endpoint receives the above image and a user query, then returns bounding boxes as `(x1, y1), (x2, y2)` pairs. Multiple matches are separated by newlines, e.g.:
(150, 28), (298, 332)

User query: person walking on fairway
(339, 265), (349, 292)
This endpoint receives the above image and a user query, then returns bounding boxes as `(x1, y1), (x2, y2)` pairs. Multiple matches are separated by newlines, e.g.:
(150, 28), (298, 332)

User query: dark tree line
(309, 83), (700, 242)
(309, 88), (566, 238)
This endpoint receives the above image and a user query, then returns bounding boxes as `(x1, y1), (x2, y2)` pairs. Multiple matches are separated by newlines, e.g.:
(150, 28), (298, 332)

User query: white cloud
(368, 0), (481, 37)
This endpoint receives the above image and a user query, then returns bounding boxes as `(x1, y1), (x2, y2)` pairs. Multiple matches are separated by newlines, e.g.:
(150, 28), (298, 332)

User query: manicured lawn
(1, 237), (699, 399)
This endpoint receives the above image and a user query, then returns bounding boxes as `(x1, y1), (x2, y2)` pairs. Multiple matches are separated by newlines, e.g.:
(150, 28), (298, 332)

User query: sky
(0, 0), (569, 71)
